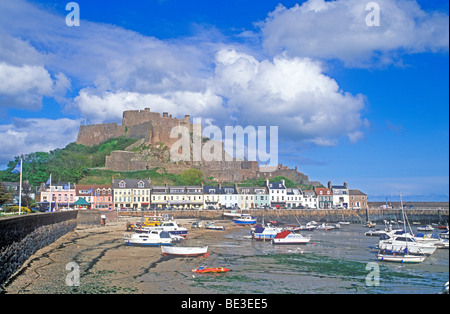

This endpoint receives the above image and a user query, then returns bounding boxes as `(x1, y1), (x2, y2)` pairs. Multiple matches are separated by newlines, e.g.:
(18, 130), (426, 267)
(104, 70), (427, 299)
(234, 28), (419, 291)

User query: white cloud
(213, 49), (367, 145)
(260, 0), (449, 66)
(0, 118), (82, 166)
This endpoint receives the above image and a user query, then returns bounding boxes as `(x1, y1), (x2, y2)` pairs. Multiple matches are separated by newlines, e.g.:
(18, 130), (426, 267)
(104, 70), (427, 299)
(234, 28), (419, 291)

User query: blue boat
(234, 216), (257, 225)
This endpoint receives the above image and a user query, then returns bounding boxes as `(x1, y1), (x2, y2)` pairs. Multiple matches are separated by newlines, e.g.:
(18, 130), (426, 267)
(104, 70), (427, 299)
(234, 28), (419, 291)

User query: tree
(179, 169), (204, 186)
(0, 183), (12, 207)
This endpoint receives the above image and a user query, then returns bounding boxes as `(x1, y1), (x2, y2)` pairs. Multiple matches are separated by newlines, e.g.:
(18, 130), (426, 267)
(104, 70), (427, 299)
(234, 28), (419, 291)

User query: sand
(4, 217), (241, 294)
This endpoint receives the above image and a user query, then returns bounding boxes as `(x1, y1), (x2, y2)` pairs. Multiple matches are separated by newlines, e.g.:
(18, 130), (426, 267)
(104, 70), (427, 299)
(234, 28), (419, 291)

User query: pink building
(39, 183), (76, 211)
(76, 185), (113, 211)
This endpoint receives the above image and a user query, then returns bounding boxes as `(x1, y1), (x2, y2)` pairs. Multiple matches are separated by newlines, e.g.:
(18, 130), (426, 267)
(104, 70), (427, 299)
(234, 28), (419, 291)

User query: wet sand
(5, 217), (240, 294)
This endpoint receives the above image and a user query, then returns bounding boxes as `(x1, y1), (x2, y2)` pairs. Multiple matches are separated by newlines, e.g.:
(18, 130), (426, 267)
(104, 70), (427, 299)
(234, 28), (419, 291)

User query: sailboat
(376, 195), (427, 263)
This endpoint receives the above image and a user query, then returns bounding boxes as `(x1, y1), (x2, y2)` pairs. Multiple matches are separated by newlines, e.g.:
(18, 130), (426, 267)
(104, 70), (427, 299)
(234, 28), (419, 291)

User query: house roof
(315, 187), (332, 196)
(349, 189), (366, 196)
(112, 179), (151, 189)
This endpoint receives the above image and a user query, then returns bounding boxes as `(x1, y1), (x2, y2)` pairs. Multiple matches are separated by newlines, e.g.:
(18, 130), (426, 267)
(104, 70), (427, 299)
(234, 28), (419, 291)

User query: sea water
(183, 224), (449, 294)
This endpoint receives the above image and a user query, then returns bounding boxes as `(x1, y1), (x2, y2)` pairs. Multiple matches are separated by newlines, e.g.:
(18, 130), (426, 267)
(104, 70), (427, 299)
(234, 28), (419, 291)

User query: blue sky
(0, 0), (448, 200)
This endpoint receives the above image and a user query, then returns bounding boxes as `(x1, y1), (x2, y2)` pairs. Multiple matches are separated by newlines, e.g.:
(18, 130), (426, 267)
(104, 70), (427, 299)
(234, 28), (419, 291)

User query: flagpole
(18, 158), (22, 216)
(49, 174), (52, 212)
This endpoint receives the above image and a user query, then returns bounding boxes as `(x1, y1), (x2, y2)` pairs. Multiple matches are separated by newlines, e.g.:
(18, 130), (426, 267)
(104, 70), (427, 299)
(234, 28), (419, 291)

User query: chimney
(163, 112), (168, 117)
(218, 182), (222, 190)
(344, 182), (347, 189)
(281, 179), (285, 187)
(201, 181), (204, 188)
(328, 181), (332, 190)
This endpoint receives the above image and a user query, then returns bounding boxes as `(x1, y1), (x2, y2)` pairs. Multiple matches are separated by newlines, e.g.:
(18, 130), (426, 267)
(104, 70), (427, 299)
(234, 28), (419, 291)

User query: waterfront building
(237, 186), (269, 209)
(167, 185), (204, 209)
(219, 185), (239, 209)
(328, 181), (349, 209)
(203, 185), (221, 209)
(303, 190), (318, 209)
(76, 185), (113, 210)
(38, 182), (76, 210)
(112, 179), (151, 210)
(265, 179), (287, 208)
(348, 189), (368, 209)
(314, 186), (333, 209)
(286, 187), (304, 208)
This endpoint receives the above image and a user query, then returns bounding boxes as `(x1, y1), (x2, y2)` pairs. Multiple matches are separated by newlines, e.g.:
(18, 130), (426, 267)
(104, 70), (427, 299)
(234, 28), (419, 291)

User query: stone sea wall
(0, 211), (78, 289)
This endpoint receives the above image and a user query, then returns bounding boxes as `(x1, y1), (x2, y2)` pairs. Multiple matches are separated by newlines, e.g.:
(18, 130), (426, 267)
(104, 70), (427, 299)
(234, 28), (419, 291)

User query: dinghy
(161, 246), (209, 257)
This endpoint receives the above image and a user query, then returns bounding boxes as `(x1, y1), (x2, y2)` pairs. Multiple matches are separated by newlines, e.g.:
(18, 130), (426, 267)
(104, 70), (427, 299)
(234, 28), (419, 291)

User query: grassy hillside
(0, 137), (138, 186)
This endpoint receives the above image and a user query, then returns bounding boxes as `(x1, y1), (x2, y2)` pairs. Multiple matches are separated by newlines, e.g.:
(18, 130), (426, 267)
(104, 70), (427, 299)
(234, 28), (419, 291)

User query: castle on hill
(76, 108), (317, 185)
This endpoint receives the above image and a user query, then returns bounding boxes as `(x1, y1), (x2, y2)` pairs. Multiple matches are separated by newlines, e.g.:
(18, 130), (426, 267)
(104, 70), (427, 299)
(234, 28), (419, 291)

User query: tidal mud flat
(4, 218), (239, 294)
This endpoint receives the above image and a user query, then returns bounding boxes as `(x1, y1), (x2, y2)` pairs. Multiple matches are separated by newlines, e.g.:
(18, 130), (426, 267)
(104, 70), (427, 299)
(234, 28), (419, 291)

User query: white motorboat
(252, 224), (283, 241)
(161, 246), (209, 257)
(272, 230), (311, 245)
(205, 222), (225, 231)
(378, 232), (437, 256)
(316, 223), (335, 231)
(123, 230), (173, 247)
(417, 225), (434, 232)
(377, 248), (426, 263)
(137, 220), (188, 238)
(338, 221), (350, 225)
(297, 222), (317, 231)
(439, 230), (449, 239)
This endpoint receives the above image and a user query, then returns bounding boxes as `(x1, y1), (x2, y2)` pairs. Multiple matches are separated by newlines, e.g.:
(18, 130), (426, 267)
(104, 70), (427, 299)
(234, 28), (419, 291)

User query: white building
(264, 179), (287, 208)
(328, 181), (350, 208)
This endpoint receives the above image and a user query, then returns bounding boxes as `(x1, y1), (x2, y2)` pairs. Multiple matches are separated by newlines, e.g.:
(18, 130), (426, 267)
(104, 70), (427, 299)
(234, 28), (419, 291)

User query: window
(119, 181), (126, 188)
(138, 181), (145, 188)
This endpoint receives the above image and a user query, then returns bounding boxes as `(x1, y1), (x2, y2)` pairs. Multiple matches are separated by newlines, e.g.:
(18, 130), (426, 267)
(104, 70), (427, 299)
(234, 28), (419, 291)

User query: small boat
(439, 230), (449, 239)
(272, 230), (311, 245)
(417, 225), (434, 232)
(191, 267), (230, 274)
(123, 230), (173, 247)
(205, 222), (225, 231)
(161, 246), (209, 257)
(378, 232), (437, 256)
(252, 224), (283, 241)
(137, 220), (188, 238)
(377, 248), (426, 263)
(300, 222), (317, 231)
(233, 216), (257, 225)
(365, 229), (388, 236)
(223, 210), (251, 219)
(338, 221), (350, 225)
(364, 221), (376, 228)
(316, 223), (335, 231)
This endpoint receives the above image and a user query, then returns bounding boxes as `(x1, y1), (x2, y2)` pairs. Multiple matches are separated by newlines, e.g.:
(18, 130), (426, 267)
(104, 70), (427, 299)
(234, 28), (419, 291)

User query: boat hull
(192, 267), (230, 273)
(234, 218), (257, 225)
(161, 246), (209, 257)
(272, 238), (310, 245)
(377, 251), (426, 263)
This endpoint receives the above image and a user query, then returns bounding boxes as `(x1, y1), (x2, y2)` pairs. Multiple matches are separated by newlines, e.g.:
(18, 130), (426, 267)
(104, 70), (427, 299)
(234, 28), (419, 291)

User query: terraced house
(112, 179), (151, 210)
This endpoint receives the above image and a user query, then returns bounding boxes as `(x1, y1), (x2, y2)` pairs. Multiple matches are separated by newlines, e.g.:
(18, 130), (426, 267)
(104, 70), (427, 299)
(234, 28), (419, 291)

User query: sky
(0, 0), (448, 201)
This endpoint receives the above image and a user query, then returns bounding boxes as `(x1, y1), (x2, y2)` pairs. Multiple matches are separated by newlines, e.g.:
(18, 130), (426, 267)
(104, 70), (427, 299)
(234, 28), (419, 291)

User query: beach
(4, 217), (240, 294)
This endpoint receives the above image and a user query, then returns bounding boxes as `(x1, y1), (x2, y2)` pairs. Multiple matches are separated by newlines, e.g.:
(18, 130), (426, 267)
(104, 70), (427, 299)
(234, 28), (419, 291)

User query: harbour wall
(120, 208), (449, 225)
(0, 210), (115, 289)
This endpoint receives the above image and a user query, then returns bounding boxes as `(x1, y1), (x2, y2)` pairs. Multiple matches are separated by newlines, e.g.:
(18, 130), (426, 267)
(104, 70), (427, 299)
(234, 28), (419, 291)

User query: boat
(417, 225), (434, 232)
(377, 248), (426, 263)
(364, 221), (376, 228)
(233, 216), (257, 225)
(272, 230), (311, 245)
(316, 223), (335, 231)
(378, 232), (437, 256)
(205, 222), (226, 231)
(223, 210), (252, 219)
(191, 267), (230, 273)
(296, 222), (317, 231)
(376, 195), (429, 262)
(123, 230), (173, 247)
(252, 224), (283, 241)
(439, 230), (449, 239)
(136, 220), (188, 238)
(161, 246), (209, 257)
(338, 221), (350, 225)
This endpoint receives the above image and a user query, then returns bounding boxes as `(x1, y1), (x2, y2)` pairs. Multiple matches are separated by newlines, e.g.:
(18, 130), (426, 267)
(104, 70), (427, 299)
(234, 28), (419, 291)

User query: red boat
(191, 267), (230, 274)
